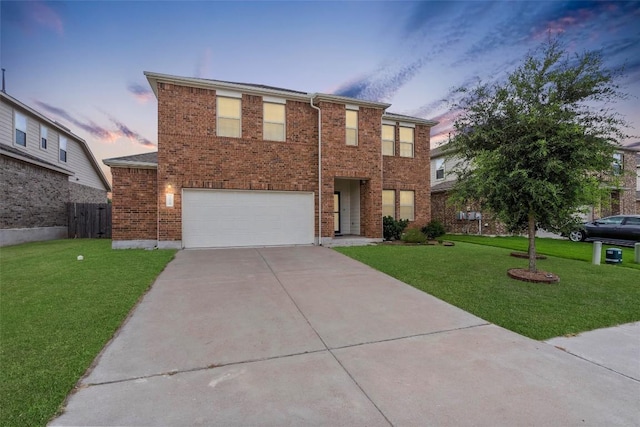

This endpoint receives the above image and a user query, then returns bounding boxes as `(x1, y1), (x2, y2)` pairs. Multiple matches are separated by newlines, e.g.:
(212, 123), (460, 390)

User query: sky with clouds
(2, 1), (639, 183)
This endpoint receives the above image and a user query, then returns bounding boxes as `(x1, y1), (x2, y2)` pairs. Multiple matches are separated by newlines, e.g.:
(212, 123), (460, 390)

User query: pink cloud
(127, 83), (154, 104)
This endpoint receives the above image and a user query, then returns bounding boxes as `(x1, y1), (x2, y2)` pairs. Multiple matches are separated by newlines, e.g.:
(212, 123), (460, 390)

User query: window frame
(435, 158), (445, 180)
(217, 96), (242, 138)
(399, 190), (415, 221)
(346, 109), (358, 146)
(263, 101), (286, 142)
(40, 125), (48, 150)
(59, 135), (68, 163)
(612, 153), (623, 175)
(399, 126), (414, 158)
(14, 111), (27, 147)
(382, 124), (395, 156)
(382, 190), (395, 218)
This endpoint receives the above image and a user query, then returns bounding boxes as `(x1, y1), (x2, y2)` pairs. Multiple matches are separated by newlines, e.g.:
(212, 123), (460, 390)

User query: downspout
(309, 95), (322, 245)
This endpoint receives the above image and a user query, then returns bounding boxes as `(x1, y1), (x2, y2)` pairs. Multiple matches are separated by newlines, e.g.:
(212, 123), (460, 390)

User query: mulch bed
(507, 268), (559, 284)
(510, 251), (547, 260)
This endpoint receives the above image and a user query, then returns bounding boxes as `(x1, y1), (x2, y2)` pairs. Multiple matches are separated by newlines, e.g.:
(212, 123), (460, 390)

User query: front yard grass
(335, 243), (639, 341)
(0, 239), (176, 427)
(443, 234), (640, 270)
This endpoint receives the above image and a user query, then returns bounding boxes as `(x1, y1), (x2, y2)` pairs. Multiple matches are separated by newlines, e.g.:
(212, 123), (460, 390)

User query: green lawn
(443, 234), (640, 270)
(335, 243), (639, 341)
(0, 239), (176, 427)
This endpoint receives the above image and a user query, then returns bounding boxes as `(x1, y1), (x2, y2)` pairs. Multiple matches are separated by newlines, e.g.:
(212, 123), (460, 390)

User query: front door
(333, 192), (341, 235)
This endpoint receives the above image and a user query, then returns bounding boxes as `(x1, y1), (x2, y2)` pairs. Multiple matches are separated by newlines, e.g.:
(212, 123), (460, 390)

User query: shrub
(421, 220), (446, 239)
(383, 216), (409, 241)
(402, 228), (427, 244)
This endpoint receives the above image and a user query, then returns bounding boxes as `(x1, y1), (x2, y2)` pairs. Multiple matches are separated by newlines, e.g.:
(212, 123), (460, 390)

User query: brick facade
(108, 74), (436, 247)
(383, 124), (432, 227)
(0, 155), (68, 229)
(431, 191), (508, 235)
(111, 167), (158, 241)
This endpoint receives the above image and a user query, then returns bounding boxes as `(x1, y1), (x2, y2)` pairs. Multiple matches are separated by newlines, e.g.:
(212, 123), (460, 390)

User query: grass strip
(335, 243), (639, 341)
(0, 239), (176, 427)
(443, 235), (640, 270)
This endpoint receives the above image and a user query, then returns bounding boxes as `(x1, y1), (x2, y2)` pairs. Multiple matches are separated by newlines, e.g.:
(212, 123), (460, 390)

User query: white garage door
(182, 189), (315, 248)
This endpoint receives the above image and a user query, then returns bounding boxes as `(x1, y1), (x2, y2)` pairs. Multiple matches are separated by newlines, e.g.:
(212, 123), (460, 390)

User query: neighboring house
(0, 91), (111, 246)
(104, 72), (437, 249)
(429, 144), (637, 235)
(430, 144), (507, 235)
(635, 151), (640, 213)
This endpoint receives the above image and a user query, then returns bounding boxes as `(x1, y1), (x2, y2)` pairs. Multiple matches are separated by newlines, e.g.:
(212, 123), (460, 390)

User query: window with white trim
(217, 97), (241, 138)
(399, 190), (415, 221)
(15, 111), (27, 147)
(382, 124), (395, 156)
(40, 126), (48, 150)
(399, 127), (414, 158)
(59, 136), (67, 162)
(346, 110), (358, 146)
(263, 102), (285, 141)
(382, 190), (395, 218)
(435, 158), (445, 180)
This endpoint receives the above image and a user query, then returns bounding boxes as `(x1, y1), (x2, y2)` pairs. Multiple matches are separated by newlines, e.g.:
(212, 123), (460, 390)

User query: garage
(182, 189), (315, 248)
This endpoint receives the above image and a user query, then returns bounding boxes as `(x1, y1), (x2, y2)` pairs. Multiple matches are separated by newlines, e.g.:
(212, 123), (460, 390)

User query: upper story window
(435, 158), (445, 180)
(399, 126), (414, 158)
(263, 102), (285, 142)
(59, 136), (67, 162)
(346, 109), (358, 146)
(399, 190), (415, 221)
(217, 96), (241, 138)
(382, 190), (395, 218)
(40, 126), (48, 150)
(14, 111), (27, 147)
(382, 124), (395, 156)
(612, 153), (623, 175)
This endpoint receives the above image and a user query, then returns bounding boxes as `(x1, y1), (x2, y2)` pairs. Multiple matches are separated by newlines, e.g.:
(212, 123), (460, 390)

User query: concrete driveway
(50, 247), (639, 426)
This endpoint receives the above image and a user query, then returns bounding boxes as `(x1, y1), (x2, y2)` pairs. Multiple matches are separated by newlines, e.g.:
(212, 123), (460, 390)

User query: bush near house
(401, 228), (427, 244)
(421, 220), (446, 240)
(383, 216), (409, 241)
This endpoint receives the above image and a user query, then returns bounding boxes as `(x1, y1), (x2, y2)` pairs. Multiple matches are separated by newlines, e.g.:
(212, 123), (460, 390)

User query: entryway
(333, 179), (361, 236)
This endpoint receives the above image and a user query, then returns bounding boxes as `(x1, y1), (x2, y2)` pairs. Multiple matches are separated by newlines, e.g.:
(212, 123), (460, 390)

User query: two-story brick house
(104, 72), (437, 249)
(0, 91), (111, 246)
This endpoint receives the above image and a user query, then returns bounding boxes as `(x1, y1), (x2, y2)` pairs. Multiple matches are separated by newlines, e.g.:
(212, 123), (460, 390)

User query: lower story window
(399, 190), (414, 221)
(382, 190), (395, 218)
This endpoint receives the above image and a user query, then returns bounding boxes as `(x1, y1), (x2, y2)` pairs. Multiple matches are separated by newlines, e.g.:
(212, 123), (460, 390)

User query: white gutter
(309, 95), (322, 246)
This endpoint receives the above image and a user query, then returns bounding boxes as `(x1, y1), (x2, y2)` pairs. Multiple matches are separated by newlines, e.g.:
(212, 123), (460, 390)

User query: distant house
(104, 72), (437, 249)
(0, 91), (111, 246)
(429, 144), (638, 235)
(635, 151), (640, 213)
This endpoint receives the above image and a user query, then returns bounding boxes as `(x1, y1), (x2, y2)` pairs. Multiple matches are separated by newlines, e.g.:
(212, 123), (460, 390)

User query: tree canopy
(448, 38), (630, 273)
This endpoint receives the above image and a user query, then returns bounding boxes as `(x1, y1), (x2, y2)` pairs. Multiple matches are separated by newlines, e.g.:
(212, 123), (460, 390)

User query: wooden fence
(67, 203), (112, 239)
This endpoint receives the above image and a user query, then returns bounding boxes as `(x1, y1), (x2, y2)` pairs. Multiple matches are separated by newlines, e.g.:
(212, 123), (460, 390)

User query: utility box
(605, 248), (623, 264)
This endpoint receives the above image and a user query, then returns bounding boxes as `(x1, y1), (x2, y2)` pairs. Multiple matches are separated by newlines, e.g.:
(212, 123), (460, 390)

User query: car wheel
(569, 230), (586, 242)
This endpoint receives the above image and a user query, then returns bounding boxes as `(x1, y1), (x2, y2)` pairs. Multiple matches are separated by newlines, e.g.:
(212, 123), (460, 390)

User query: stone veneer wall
(0, 155), (68, 229)
(69, 181), (107, 204)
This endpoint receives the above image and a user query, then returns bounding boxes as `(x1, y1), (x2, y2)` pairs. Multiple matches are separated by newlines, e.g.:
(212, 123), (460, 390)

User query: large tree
(449, 38), (630, 277)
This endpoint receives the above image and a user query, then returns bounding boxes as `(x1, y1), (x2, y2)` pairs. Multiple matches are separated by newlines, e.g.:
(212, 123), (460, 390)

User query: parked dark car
(569, 215), (640, 242)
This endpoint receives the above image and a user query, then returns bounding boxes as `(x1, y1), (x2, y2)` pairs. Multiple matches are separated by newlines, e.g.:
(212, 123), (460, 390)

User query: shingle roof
(431, 180), (456, 193)
(103, 151), (158, 168)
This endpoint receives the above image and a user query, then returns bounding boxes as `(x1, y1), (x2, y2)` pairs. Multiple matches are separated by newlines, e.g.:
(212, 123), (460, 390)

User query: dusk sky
(2, 1), (639, 183)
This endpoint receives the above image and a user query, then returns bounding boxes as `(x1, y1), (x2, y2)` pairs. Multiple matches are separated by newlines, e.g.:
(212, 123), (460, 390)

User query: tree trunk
(528, 213), (537, 273)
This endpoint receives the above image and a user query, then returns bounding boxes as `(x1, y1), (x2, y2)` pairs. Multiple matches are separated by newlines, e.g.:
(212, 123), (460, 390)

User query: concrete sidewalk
(50, 247), (639, 426)
(546, 321), (640, 381)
